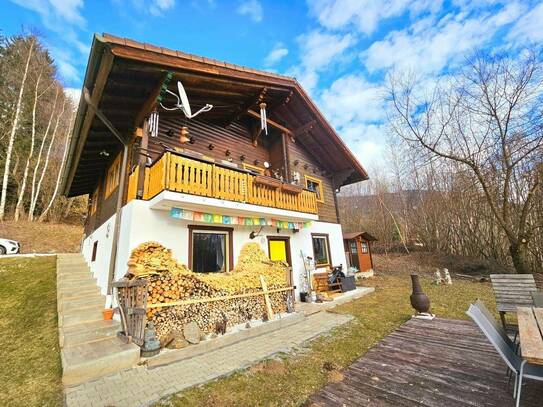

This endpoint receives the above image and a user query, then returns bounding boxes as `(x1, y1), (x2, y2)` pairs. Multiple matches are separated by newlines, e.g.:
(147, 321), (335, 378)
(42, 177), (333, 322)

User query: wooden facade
(62, 33), (369, 236)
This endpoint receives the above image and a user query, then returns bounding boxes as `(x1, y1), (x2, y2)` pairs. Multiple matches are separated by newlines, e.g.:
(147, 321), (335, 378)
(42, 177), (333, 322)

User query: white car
(0, 238), (20, 255)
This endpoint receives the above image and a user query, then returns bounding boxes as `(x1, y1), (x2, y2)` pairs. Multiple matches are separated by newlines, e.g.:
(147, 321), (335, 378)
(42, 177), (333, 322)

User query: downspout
(83, 88), (129, 296)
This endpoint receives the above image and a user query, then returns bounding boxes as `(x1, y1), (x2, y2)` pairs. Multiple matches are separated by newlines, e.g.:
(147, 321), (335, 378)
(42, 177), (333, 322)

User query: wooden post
(137, 119), (149, 198)
(260, 275), (274, 321)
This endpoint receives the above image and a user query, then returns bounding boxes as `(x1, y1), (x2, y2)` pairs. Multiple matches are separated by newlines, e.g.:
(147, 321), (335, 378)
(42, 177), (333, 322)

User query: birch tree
(28, 95), (66, 220)
(39, 109), (74, 221)
(0, 37), (34, 220)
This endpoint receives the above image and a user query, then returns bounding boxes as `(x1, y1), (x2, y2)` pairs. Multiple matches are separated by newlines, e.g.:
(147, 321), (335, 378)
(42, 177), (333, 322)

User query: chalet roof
(343, 231), (378, 241)
(62, 33), (369, 197)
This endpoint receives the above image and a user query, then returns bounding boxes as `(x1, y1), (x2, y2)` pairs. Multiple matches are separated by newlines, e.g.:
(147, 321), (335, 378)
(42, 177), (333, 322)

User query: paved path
(65, 311), (353, 407)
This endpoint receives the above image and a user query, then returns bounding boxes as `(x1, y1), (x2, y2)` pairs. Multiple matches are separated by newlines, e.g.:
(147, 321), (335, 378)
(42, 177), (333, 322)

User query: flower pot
(410, 274), (430, 313)
(103, 308), (114, 320)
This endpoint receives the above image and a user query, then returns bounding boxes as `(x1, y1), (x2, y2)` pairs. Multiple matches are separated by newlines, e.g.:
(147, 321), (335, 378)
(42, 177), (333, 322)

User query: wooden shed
(343, 232), (377, 272)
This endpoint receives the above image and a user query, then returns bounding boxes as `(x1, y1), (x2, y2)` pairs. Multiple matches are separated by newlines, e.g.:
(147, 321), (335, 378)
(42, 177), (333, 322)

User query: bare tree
(388, 51), (543, 273)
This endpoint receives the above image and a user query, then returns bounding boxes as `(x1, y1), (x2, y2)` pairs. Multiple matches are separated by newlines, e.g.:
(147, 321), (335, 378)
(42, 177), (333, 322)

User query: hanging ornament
(149, 110), (159, 138)
(259, 102), (268, 135)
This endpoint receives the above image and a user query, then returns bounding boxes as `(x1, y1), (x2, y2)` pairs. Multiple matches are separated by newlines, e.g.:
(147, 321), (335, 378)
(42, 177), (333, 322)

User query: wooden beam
(246, 109), (293, 136)
(294, 120), (316, 137)
(251, 122), (262, 147)
(64, 50), (114, 194)
(134, 73), (168, 127)
(221, 87), (267, 127)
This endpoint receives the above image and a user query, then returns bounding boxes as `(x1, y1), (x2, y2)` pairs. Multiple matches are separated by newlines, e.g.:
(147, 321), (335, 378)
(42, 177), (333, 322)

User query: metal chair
(473, 299), (515, 346)
(466, 304), (543, 407)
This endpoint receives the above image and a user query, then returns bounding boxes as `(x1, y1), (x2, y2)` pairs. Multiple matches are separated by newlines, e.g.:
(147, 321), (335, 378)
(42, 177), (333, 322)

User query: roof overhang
(62, 33), (369, 197)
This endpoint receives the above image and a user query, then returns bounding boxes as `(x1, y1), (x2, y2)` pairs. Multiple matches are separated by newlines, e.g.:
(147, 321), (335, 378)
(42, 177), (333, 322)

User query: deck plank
(306, 318), (542, 407)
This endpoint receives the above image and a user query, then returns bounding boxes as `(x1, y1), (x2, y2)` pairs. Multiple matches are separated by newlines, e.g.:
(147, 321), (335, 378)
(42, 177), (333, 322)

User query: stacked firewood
(126, 242), (290, 342)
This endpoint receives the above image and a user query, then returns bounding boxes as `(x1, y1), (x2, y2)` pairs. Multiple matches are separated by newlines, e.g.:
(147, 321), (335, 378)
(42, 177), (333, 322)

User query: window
(189, 226), (233, 273)
(305, 175), (324, 203)
(105, 153), (121, 198)
(312, 234), (330, 266)
(349, 241), (357, 254)
(361, 241), (369, 253)
(90, 187), (99, 215)
(91, 241), (98, 262)
(243, 163), (265, 175)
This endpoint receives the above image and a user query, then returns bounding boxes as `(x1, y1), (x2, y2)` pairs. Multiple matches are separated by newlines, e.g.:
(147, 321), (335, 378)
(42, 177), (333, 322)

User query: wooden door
(268, 236), (292, 285)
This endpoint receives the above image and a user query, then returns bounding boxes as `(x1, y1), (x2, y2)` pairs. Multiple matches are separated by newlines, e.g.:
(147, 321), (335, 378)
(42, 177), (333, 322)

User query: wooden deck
(307, 318), (542, 406)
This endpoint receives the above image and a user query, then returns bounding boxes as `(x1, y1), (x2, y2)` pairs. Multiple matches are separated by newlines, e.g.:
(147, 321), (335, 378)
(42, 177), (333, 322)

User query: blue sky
(3, 0), (543, 169)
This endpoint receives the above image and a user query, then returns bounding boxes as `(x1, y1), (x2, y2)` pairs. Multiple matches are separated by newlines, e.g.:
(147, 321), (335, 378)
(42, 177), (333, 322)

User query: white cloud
(149, 0), (175, 16)
(288, 30), (356, 93)
(308, 0), (443, 35)
(10, 0), (85, 26)
(508, 2), (543, 43)
(264, 43), (288, 66)
(237, 0), (263, 22)
(363, 1), (525, 74)
(64, 87), (82, 104)
(320, 74), (386, 128)
(56, 59), (81, 83)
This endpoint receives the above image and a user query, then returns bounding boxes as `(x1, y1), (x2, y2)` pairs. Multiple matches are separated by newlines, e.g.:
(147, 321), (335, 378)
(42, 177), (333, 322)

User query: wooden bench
(313, 272), (342, 294)
(490, 274), (538, 328)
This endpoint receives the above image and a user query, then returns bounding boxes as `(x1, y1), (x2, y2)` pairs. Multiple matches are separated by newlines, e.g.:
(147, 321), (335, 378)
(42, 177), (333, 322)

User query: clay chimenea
(410, 274), (434, 319)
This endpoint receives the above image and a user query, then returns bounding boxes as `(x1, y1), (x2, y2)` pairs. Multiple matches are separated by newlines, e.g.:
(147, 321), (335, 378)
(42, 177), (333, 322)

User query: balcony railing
(127, 152), (318, 215)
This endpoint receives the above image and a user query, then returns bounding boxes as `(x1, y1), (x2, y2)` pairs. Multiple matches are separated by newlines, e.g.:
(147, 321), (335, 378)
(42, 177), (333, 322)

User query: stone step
(61, 321), (120, 348)
(57, 274), (93, 284)
(58, 286), (102, 301)
(58, 296), (105, 313)
(60, 307), (103, 327)
(58, 279), (97, 290)
(61, 338), (140, 386)
(57, 264), (91, 272)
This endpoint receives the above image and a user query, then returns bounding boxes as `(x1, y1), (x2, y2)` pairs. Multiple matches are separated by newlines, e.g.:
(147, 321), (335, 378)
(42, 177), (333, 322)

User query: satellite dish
(160, 80), (213, 119)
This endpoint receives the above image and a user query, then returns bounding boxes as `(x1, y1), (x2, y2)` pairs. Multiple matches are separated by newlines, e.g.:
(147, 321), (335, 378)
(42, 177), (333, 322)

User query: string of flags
(169, 207), (312, 230)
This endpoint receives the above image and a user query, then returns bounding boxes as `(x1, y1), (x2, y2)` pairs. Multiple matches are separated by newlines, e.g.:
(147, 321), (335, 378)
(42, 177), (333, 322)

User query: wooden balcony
(127, 152), (318, 215)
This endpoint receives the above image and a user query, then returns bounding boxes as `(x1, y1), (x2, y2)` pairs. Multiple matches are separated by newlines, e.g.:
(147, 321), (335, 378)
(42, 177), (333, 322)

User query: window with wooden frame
(105, 153), (121, 198)
(361, 241), (369, 253)
(188, 226), (233, 273)
(90, 187), (99, 215)
(243, 163), (265, 175)
(305, 175), (324, 203)
(312, 233), (331, 267)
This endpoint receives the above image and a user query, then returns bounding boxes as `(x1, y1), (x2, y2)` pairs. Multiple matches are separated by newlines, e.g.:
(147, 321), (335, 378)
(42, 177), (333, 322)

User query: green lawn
(0, 256), (62, 407)
(158, 271), (496, 406)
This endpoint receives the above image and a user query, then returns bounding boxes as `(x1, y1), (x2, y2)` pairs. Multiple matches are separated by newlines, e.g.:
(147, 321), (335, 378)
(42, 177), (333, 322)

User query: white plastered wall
(83, 199), (347, 300)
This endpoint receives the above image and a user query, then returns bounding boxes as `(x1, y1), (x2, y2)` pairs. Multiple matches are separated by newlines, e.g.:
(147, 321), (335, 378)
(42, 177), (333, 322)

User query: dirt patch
(249, 359), (286, 375)
(0, 220), (82, 254)
(373, 252), (511, 278)
(327, 370), (344, 383)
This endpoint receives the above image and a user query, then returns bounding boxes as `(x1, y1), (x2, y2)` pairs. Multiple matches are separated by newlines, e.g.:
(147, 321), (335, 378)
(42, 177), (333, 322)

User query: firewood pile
(125, 242), (290, 342)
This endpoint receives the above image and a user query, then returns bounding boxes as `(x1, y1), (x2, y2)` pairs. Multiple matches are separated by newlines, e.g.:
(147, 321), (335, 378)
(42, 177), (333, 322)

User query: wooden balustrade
(139, 152), (318, 214)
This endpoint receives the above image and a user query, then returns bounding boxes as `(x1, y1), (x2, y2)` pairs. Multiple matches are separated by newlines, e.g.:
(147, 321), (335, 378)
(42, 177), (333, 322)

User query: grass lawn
(158, 267), (497, 406)
(0, 256), (62, 407)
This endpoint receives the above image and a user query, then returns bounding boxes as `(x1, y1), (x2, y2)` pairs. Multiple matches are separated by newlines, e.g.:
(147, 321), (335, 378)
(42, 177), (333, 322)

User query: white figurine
(434, 269), (443, 285)
(443, 268), (452, 285)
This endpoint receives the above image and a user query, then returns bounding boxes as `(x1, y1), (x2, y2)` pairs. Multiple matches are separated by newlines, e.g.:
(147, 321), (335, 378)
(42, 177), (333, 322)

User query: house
(343, 231), (376, 273)
(61, 33), (369, 302)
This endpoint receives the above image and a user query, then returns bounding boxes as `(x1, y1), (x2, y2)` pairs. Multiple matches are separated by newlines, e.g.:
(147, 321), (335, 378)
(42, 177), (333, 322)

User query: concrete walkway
(65, 310), (354, 407)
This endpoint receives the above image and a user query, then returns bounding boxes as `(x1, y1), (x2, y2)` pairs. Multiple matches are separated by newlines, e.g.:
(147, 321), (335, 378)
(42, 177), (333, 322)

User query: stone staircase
(57, 253), (140, 386)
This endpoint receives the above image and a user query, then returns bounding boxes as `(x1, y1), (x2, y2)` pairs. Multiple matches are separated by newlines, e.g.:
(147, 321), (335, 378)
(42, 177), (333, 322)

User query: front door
(268, 237), (292, 285)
